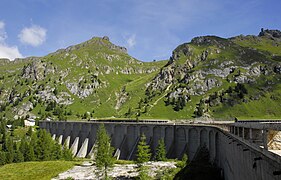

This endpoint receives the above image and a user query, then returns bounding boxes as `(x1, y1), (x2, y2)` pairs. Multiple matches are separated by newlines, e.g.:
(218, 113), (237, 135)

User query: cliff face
(1, 30), (281, 120)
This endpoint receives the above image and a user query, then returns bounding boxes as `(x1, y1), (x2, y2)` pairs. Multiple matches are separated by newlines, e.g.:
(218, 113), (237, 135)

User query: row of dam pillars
(229, 126), (279, 150)
(40, 122), (219, 161)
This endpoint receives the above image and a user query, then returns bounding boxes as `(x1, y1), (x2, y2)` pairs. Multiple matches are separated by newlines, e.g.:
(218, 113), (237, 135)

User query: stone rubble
(52, 161), (177, 180)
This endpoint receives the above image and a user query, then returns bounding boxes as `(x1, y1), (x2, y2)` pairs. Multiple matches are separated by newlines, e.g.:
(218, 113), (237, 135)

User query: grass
(0, 161), (78, 180)
(1, 33), (281, 121)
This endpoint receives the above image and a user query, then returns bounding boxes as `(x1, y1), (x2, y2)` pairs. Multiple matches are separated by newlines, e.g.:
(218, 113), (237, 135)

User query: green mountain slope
(0, 29), (281, 121)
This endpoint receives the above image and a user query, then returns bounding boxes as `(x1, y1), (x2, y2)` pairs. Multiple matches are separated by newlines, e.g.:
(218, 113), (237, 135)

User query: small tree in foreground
(155, 138), (167, 161)
(95, 124), (115, 179)
(136, 134), (151, 165)
(177, 153), (189, 168)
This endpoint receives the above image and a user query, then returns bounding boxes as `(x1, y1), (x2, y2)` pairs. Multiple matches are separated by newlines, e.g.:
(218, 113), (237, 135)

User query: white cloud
(0, 21), (7, 43)
(18, 25), (47, 47)
(0, 21), (23, 60)
(126, 34), (136, 48)
(0, 44), (22, 60)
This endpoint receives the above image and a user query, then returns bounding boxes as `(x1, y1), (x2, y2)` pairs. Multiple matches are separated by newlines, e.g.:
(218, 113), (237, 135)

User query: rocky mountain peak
(53, 36), (127, 55)
(259, 28), (281, 39)
(0, 58), (10, 65)
(191, 36), (230, 47)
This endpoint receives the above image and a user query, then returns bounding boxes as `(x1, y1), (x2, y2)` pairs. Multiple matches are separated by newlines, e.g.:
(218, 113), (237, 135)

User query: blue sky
(0, 0), (280, 61)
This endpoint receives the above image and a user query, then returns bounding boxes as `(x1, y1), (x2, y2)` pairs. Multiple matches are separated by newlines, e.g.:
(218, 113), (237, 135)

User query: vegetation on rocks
(0, 29), (281, 121)
(136, 134), (151, 164)
(0, 118), (73, 166)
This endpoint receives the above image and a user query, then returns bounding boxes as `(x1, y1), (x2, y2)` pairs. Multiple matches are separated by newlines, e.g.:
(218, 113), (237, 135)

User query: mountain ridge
(0, 29), (281, 121)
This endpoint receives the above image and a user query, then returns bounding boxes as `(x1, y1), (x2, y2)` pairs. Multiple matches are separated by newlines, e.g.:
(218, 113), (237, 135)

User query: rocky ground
(52, 161), (177, 180)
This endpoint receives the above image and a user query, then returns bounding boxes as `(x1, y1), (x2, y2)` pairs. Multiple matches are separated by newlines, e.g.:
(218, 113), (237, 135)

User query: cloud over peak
(126, 34), (136, 48)
(18, 25), (47, 47)
(0, 21), (22, 60)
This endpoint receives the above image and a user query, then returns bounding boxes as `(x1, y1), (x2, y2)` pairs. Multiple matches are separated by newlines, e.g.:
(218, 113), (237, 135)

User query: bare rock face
(187, 78), (222, 95)
(205, 67), (235, 78)
(15, 101), (33, 116)
(274, 64), (281, 74)
(148, 66), (175, 92)
(35, 86), (73, 105)
(52, 161), (177, 180)
(115, 87), (129, 110)
(0, 58), (10, 65)
(259, 28), (281, 39)
(66, 78), (101, 99)
(22, 60), (55, 80)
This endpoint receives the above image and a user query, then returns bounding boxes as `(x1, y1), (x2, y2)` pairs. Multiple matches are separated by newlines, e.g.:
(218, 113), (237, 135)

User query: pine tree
(138, 165), (151, 180)
(95, 124), (115, 179)
(62, 143), (73, 161)
(178, 153), (189, 168)
(155, 138), (167, 161)
(36, 129), (53, 160)
(0, 152), (6, 165)
(13, 142), (24, 163)
(19, 136), (28, 161)
(136, 134), (151, 164)
(14, 150), (24, 163)
(25, 143), (35, 161)
(30, 132), (38, 159)
(52, 142), (62, 160)
(4, 136), (14, 163)
(0, 120), (5, 134)
(2, 130), (7, 151)
(27, 126), (33, 136)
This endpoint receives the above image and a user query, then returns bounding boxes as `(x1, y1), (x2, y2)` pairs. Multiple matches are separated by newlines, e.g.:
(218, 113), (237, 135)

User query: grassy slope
(0, 161), (77, 180)
(0, 35), (281, 120)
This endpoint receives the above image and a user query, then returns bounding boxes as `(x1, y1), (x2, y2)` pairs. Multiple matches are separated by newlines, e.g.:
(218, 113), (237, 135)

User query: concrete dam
(39, 121), (281, 180)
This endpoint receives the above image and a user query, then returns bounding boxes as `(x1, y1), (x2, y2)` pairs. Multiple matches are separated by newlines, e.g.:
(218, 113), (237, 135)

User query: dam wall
(39, 121), (281, 180)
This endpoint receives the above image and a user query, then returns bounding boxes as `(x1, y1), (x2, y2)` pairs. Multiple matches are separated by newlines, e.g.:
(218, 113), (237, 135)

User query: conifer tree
(19, 136), (28, 161)
(2, 130), (7, 151)
(52, 142), (62, 160)
(37, 129), (54, 160)
(62, 143), (73, 161)
(155, 138), (167, 161)
(25, 143), (35, 161)
(0, 151), (6, 165)
(27, 126), (33, 137)
(136, 134), (151, 164)
(30, 133), (38, 159)
(13, 142), (24, 163)
(4, 136), (14, 163)
(14, 150), (24, 163)
(95, 124), (115, 179)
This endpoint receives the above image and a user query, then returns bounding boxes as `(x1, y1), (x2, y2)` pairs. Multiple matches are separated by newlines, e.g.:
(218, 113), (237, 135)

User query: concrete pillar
(114, 148), (121, 160)
(58, 135), (63, 145)
(237, 127), (240, 137)
(242, 127), (245, 139)
(249, 128), (253, 142)
(262, 129), (268, 150)
(77, 138), (89, 158)
(52, 134), (56, 140)
(88, 143), (97, 159)
(64, 136), (70, 148)
(70, 137), (79, 156)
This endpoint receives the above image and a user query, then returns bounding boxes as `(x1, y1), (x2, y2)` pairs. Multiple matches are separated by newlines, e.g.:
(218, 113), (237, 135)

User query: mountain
(0, 29), (281, 121)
